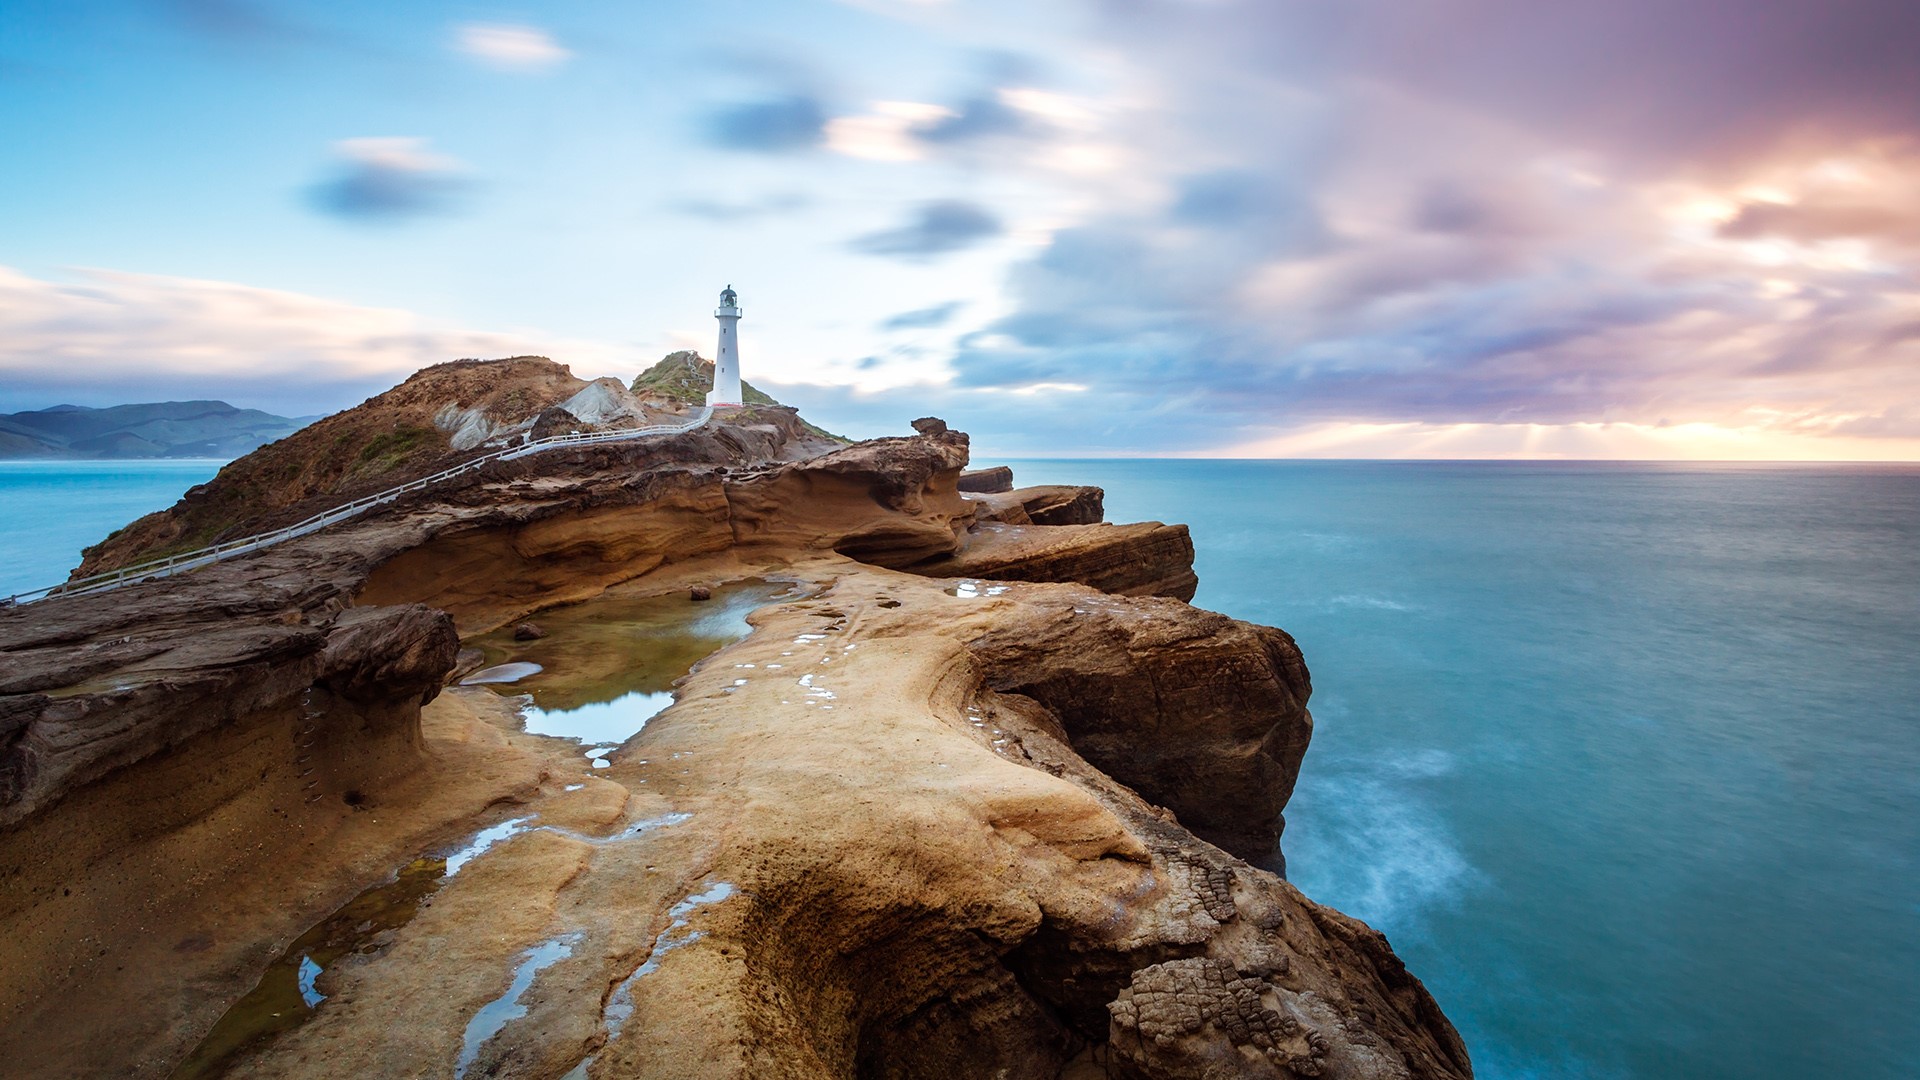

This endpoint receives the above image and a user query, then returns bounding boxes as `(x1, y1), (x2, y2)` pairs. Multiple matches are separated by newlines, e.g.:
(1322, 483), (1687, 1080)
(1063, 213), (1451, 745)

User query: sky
(4, 0), (1920, 458)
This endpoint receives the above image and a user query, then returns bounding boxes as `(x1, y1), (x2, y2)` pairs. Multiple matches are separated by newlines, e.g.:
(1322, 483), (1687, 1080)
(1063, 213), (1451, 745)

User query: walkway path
(3, 407), (716, 607)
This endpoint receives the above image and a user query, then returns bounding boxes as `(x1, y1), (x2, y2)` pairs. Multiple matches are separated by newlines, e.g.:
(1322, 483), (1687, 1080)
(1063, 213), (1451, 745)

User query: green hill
(630, 351), (844, 442)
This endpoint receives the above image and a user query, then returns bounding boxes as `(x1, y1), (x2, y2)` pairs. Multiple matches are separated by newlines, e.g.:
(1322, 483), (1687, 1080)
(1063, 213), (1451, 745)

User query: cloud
(704, 95), (829, 152)
(1097, 0), (1920, 169)
(160, 0), (306, 42)
(773, 0), (1906, 455)
(906, 52), (1055, 149)
(0, 266), (624, 416)
(879, 301), (964, 331)
(915, 93), (1030, 144)
(670, 192), (812, 221)
(850, 201), (1003, 258)
(1719, 200), (1920, 246)
(454, 23), (571, 72)
(308, 137), (466, 222)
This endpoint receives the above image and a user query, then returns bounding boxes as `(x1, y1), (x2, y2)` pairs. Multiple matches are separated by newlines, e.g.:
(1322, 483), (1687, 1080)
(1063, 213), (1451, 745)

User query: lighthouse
(707, 284), (744, 407)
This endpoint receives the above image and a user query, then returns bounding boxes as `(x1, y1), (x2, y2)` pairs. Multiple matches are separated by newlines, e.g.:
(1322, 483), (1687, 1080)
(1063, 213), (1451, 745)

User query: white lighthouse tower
(707, 285), (744, 407)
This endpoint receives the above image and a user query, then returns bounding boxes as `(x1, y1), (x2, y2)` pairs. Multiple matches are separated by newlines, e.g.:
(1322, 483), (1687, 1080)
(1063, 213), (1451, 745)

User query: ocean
(997, 459), (1920, 1080)
(0, 460), (222, 598)
(3, 458), (1916, 1078)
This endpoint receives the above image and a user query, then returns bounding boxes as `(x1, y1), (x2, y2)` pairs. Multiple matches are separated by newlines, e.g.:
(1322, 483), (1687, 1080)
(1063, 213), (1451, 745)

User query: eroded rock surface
(924, 520), (1200, 601)
(959, 464), (1016, 493)
(971, 484), (1107, 527)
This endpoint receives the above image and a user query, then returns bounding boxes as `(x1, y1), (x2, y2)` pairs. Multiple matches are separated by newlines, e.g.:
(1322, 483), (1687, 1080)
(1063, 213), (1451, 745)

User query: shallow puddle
(468, 578), (804, 751)
(169, 857), (448, 1079)
(523, 689), (676, 744)
(459, 661), (542, 686)
(560, 880), (737, 1079)
(456, 932), (583, 1078)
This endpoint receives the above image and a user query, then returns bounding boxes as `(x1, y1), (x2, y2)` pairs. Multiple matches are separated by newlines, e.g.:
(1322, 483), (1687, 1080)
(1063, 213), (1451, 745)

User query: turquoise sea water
(0, 460), (222, 597)
(3, 459), (1916, 1078)
(996, 459), (1920, 1080)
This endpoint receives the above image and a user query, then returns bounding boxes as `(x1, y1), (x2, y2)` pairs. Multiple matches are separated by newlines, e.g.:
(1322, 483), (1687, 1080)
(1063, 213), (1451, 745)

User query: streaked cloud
(879, 301), (964, 331)
(670, 192), (813, 222)
(0, 266), (623, 415)
(308, 137), (466, 222)
(825, 101), (953, 161)
(161, 0), (308, 43)
(705, 95), (829, 153)
(914, 92), (1030, 144)
(453, 23), (571, 72)
(851, 200), (1003, 258)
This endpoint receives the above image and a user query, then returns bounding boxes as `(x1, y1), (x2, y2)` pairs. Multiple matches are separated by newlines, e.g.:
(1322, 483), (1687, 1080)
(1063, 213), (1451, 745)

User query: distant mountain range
(0, 401), (317, 459)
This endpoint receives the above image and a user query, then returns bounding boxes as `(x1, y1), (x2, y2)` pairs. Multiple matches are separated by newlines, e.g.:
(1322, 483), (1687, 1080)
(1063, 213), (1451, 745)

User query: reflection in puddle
(459, 662), (542, 686)
(446, 817), (534, 876)
(946, 579), (1010, 599)
(562, 882), (737, 1079)
(522, 690), (675, 745)
(468, 579), (803, 713)
(294, 957), (324, 1008)
(170, 857), (448, 1079)
(456, 933), (583, 1078)
(467, 579), (804, 764)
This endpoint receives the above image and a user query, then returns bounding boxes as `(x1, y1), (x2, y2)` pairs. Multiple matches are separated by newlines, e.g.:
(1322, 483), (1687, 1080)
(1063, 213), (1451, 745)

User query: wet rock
(512, 621), (545, 641)
(689, 585), (712, 601)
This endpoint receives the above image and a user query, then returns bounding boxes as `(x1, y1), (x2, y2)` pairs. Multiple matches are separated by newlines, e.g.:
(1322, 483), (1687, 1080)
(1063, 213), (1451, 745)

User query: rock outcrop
(971, 484), (1107, 526)
(959, 465), (1016, 493)
(924, 520), (1201, 601)
(0, 359), (1467, 1079)
(966, 591), (1312, 859)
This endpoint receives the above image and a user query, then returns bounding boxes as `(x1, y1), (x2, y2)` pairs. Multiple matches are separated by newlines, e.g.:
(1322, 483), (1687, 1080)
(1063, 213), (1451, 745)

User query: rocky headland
(0, 357), (1469, 1079)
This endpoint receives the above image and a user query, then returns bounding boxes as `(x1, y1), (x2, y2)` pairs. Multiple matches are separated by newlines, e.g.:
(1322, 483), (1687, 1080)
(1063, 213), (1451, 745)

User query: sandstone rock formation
(959, 465), (1016, 493)
(0, 359), (1468, 1079)
(924, 520), (1201, 601)
(971, 484), (1107, 526)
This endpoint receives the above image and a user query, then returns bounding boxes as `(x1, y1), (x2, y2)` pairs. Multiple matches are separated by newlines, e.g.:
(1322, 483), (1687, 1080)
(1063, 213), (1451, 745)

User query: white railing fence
(2, 407), (715, 607)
